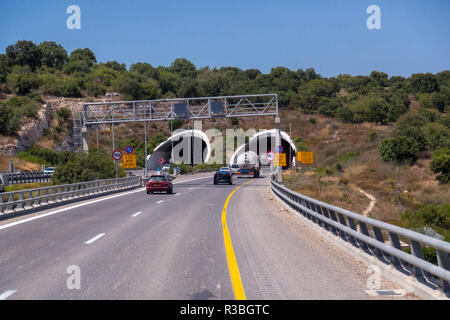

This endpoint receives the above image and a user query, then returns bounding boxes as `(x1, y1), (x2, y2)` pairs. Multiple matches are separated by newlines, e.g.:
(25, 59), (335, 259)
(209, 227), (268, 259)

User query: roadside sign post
(159, 158), (165, 172)
(297, 151), (314, 174)
(112, 150), (123, 182)
(274, 153), (287, 167)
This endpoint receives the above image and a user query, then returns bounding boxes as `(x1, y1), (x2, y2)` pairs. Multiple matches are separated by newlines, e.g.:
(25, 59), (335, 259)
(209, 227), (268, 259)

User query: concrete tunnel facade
(147, 129), (296, 171)
(229, 130), (297, 170)
(147, 130), (211, 170)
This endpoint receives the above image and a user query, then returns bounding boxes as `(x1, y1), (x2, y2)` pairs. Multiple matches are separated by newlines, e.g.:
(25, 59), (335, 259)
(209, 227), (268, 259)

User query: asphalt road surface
(0, 173), (406, 300)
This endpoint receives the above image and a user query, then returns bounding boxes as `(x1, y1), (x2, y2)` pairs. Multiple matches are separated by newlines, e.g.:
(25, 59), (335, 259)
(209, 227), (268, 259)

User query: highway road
(0, 173), (407, 300)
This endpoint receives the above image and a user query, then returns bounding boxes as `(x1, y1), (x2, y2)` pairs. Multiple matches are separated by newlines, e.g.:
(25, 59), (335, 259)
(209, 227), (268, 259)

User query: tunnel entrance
(147, 130), (210, 170)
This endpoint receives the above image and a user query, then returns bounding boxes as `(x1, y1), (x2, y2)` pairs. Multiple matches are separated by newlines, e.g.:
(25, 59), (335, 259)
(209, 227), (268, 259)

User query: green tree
(430, 148), (450, 184)
(69, 48), (97, 65)
(0, 104), (17, 135)
(0, 54), (9, 82)
(115, 73), (161, 100)
(379, 136), (419, 192)
(5, 40), (42, 71)
(367, 98), (389, 124)
(38, 41), (68, 69)
(423, 123), (450, 149)
(432, 92), (446, 112)
(410, 73), (439, 93)
(104, 60), (126, 72)
(370, 70), (389, 87)
(169, 58), (197, 78)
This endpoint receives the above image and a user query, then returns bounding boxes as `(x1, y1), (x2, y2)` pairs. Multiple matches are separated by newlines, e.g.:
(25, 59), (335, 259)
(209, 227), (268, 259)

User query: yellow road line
(222, 179), (254, 300)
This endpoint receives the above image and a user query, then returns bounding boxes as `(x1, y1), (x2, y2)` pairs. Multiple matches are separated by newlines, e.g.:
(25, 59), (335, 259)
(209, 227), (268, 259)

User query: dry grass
(282, 112), (449, 223)
(0, 155), (41, 172)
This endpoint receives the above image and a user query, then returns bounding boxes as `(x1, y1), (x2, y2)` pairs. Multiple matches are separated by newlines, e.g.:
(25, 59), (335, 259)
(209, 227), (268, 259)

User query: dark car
(146, 175), (174, 194)
(214, 169), (233, 185)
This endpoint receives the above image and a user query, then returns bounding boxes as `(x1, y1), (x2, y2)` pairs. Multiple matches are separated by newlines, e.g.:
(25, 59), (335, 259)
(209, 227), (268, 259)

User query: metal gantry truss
(81, 94), (279, 126)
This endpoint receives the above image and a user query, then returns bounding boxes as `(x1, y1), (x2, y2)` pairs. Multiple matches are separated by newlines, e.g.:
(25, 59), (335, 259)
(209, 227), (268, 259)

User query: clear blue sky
(1, 0), (449, 77)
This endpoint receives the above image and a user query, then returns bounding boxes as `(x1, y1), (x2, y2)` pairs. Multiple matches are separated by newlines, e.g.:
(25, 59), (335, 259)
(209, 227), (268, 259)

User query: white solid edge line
(0, 175), (211, 232)
(131, 211), (142, 217)
(84, 233), (106, 244)
(0, 290), (17, 300)
(156, 200), (164, 204)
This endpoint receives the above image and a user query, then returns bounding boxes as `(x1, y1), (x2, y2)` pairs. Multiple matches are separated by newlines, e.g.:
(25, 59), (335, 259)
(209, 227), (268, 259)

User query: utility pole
(275, 116), (282, 183)
(144, 121), (148, 177)
(289, 122), (292, 172)
(106, 92), (119, 181)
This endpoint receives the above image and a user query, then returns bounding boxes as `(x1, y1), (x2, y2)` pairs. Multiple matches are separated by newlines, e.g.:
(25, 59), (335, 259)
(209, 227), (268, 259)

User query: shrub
(52, 149), (125, 184)
(379, 136), (419, 165)
(430, 148), (450, 184)
(400, 204), (450, 241)
(336, 107), (354, 122)
(7, 65), (40, 95)
(0, 96), (40, 135)
(56, 107), (72, 122)
(423, 123), (450, 150)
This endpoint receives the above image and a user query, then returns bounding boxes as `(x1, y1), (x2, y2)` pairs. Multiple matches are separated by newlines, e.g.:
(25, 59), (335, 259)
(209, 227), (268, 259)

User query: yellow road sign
(274, 153), (287, 166)
(122, 154), (136, 169)
(297, 151), (314, 164)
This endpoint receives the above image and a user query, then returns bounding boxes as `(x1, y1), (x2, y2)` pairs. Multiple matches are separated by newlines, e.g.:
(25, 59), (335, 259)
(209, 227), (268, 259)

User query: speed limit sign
(112, 150), (122, 161)
(159, 158), (166, 165)
(267, 151), (275, 162)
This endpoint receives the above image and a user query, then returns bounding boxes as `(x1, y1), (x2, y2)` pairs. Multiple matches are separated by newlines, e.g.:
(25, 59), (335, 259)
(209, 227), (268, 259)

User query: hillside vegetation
(0, 40), (449, 235)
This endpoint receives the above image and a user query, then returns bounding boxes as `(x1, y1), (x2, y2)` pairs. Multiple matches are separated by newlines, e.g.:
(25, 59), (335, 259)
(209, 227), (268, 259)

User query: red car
(146, 175), (174, 194)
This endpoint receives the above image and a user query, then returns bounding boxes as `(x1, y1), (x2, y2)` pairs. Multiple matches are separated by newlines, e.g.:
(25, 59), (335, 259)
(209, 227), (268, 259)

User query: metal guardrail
(270, 177), (450, 294)
(0, 176), (142, 218)
(3, 172), (53, 185)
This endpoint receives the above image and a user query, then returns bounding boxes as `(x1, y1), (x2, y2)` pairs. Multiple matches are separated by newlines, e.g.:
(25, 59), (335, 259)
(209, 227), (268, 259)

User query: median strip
(84, 233), (105, 244)
(222, 179), (254, 300)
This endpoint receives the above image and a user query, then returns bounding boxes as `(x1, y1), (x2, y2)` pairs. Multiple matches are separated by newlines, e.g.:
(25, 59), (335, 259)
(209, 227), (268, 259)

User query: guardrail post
(6, 195), (14, 213)
(410, 240), (427, 281)
(16, 192), (24, 211)
(41, 189), (48, 205)
(436, 250), (450, 293)
(358, 222), (371, 252)
(372, 226), (389, 262)
(389, 232), (404, 268)
(25, 191), (33, 209)
(0, 195), (4, 214)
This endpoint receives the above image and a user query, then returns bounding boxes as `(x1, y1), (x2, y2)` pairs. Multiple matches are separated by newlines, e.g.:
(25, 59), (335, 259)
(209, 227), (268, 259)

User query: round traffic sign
(267, 151), (275, 162)
(125, 145), (134, 154)
(276, 145), (283, 153)
(159, 158), (166, 165)
(112, 150), (123, 161)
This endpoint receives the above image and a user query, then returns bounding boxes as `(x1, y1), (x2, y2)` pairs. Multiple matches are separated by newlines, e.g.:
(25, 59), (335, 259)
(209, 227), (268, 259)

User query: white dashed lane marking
(0, 290), (17, 300)
(157, 200), (164, 204)
(84, 233), (106, 244)
(131, 211), (142, 217)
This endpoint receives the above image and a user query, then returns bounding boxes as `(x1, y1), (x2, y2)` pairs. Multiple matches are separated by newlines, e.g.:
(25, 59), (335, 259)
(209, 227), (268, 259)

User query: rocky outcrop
(0, 103), (52, 155)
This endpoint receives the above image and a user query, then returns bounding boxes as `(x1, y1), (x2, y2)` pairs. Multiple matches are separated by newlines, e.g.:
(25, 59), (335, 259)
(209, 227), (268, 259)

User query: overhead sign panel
(174, 102), (188, 118)
(210, 101), (224, 116)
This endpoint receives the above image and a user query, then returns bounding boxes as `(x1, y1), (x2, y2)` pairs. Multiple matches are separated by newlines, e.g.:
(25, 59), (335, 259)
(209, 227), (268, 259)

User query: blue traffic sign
(125, 145), (134, 154)
(276, 145), (283, 153)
